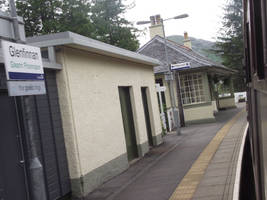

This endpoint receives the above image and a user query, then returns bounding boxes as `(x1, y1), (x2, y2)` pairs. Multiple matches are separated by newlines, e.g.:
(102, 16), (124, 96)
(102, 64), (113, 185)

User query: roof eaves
(27, 32), (74, 47)
(167, 65), (237, 76)
(211, 65), (237, 74)
(27, 32), (160, 66)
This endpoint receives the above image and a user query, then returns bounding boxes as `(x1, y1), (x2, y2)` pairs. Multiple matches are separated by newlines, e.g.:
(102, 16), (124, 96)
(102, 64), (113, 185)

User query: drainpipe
(9, 1), (47, 200)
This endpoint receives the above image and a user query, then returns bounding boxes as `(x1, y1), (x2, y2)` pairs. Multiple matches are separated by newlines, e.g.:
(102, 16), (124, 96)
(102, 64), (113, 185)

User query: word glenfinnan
(9, 45), (39, 60)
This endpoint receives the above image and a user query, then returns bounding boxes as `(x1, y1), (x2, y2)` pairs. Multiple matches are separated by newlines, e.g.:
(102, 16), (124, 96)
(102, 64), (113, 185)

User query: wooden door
(118, 87), (138, 161)
(141, 87), (153, 146)
(0, 93), (28, 200)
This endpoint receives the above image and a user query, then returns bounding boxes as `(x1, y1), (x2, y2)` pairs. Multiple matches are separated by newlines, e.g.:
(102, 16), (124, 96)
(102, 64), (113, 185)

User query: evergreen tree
(58, 0), (94, 37)
(215, 0), (245, 91)
(16, 0), (63, 36)
(14, 0), (139, 51)
(90, 0), (139, 51)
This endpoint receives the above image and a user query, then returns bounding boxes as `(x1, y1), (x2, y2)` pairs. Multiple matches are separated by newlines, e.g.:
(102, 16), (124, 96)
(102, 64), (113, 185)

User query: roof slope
(137, 35), (235, 74)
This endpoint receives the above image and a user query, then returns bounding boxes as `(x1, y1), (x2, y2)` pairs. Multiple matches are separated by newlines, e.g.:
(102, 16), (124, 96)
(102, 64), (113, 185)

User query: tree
(0, 0), (8, 11)
(16, 0), (63, 36)
(215, 0), (245, 91)
(88, 0), (139, 51)
(59, 0), (94, 37)
(14, 0), (139, 51)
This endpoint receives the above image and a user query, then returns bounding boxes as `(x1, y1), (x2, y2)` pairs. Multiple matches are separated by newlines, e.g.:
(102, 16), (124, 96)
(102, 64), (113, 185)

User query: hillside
(167, 35), (222, 64)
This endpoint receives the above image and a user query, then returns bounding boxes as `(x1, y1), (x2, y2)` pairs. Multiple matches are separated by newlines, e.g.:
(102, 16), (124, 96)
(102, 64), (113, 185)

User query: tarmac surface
(82, 103), (246, 200)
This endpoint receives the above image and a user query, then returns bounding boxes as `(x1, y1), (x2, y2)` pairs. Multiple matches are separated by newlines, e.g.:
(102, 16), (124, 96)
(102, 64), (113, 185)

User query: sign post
(1, 40), (46, 96)
(2, 1), (47, 200)
(171, 62), (191, 128)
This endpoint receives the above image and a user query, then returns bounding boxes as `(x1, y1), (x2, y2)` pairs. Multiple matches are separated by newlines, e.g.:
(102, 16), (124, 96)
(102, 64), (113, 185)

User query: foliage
(16, 0), (63, 36)
(214, 0), (245, 92)
(59, 0), (94, 36)
(12, 0), (139, 51)
(0, 0), (8, 11)
(90, 0), (139, 51)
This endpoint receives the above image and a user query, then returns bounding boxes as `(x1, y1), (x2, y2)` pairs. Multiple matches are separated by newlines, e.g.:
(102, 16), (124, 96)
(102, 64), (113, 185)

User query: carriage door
(0, 93), (28, 200)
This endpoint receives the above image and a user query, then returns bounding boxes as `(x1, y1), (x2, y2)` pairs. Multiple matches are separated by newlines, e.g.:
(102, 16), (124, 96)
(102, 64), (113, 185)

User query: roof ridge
(164, 37), (223, 66)
(166, 38), (192, 51)
(155, 36), (214, 66)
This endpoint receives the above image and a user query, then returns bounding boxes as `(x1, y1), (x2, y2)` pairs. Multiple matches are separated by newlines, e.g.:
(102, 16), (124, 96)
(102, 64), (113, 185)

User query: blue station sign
(1, 40), (46, 96)
(171, 62), (191, 71)
(2, 40), (44, 80)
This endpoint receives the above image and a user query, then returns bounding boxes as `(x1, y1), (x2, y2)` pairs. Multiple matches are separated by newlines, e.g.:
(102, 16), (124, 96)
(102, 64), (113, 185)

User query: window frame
(180, 72), (206, 105)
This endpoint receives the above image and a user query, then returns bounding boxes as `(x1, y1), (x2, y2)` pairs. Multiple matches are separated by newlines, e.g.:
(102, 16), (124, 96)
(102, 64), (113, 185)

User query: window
(180, 72), (205, 105)
(155, 78), (163, 86)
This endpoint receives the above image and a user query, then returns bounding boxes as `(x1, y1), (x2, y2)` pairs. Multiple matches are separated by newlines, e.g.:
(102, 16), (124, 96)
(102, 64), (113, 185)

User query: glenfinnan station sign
(1, 40), (46, 96)
(171, 62), (191, 71)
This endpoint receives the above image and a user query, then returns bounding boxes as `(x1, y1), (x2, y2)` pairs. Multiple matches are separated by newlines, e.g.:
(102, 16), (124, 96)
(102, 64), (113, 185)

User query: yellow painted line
(169, 109), (245, 200)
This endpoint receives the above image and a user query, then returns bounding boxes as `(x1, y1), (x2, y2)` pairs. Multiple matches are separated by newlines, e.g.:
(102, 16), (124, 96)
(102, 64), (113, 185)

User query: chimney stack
(149, 14), (164, 39)
(183, 31), (192, 49)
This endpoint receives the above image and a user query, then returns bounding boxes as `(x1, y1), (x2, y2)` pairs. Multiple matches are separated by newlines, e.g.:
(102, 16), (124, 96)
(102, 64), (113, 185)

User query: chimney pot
(155, 14), (161, 25)
(184, 32), (189, 40)
(150, 16), (156, 26)
(149, 14), (164, 38)
(183, 31), (192, 49)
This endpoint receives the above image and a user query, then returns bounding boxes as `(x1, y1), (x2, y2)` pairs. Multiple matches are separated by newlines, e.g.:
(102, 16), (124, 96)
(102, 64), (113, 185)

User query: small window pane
(180, 72), (206, 105)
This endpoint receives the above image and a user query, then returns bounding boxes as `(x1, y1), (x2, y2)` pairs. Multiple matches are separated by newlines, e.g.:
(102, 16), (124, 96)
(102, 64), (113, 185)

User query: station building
(0, 10), (162, 200)
(138, 15), (236, 127)
(27, 32), (163, 197)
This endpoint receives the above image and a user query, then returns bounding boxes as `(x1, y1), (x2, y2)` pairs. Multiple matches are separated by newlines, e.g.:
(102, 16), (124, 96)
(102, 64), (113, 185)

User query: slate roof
(137, 35), (235, 75)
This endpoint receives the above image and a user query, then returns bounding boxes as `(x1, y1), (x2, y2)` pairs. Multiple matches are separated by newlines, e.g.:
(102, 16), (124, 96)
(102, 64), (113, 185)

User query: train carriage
(241, 0), (267, 199)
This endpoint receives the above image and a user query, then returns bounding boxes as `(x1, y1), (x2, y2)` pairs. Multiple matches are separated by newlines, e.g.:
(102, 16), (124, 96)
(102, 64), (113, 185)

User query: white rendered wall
(184, 104), (215, 122)
(56, 47), (162, 180)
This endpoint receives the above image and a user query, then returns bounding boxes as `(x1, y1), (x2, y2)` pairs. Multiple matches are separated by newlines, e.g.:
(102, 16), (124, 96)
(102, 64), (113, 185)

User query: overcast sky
(124, 0), (226, 45)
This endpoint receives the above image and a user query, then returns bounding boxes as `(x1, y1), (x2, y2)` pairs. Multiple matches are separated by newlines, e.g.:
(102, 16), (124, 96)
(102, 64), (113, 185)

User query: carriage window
(253, 0), (265, 79)
(263, 0), (267, 76)
(245, 22), (252, 83)
(180, 72), (205, 105)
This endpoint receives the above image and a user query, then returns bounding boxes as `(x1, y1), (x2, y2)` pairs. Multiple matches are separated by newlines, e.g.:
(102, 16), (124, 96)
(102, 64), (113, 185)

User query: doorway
(141, 87), (153, 147)
(118, 87), (138, 161)
(0, 92), (29, 200)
